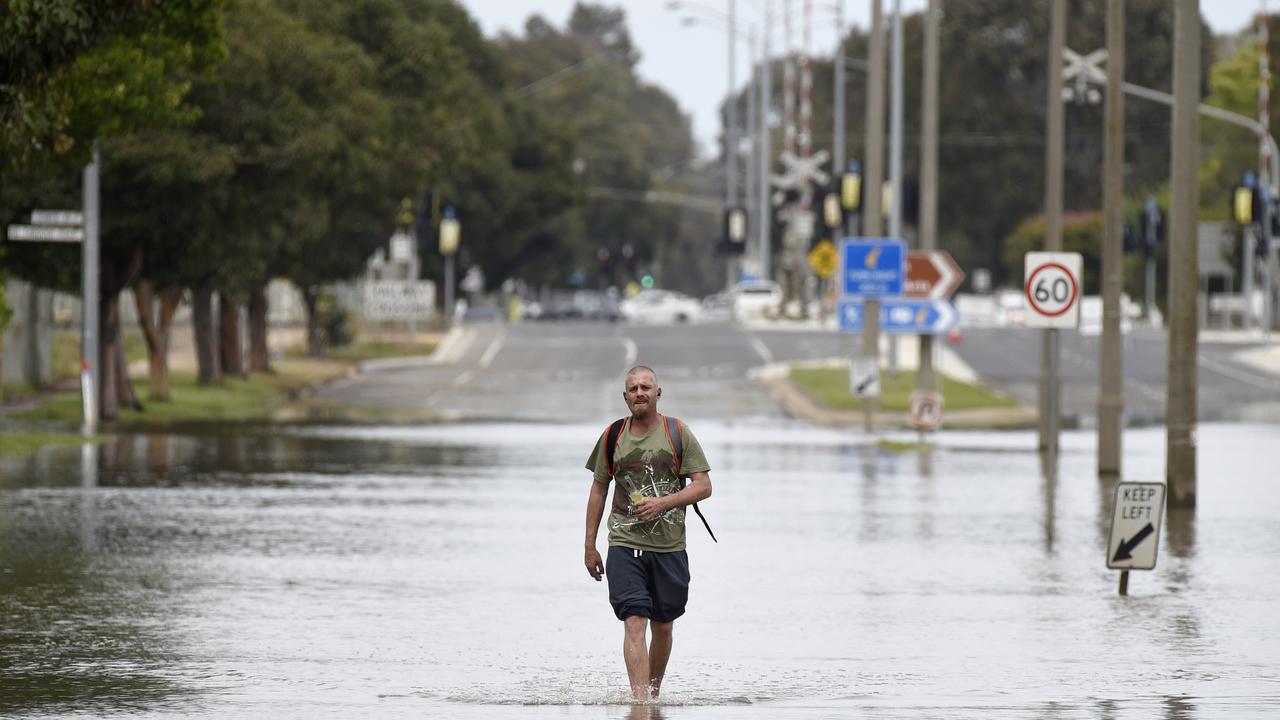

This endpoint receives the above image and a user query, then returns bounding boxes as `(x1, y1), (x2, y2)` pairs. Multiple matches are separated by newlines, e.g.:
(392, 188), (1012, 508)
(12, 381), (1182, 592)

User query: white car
(619, 289), (702, 324)
(731, 280), (782, 321)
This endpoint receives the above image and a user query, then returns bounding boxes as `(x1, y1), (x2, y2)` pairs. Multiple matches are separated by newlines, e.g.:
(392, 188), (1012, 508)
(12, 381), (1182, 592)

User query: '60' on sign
(1023, 252), (1083, 329)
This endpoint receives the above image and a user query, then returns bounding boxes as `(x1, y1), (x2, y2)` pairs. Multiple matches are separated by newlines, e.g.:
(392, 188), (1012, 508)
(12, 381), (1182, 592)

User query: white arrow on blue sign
(838, 298), (958, 334)
(839, 238), (906, 297)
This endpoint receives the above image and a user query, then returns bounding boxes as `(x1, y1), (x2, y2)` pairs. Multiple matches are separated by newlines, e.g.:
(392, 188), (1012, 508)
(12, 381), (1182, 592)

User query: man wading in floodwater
(584, 366), (712, 702)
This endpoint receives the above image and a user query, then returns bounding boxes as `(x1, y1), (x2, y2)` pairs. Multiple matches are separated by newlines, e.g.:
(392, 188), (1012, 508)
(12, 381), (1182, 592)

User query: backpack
(604, 415), (717, 543)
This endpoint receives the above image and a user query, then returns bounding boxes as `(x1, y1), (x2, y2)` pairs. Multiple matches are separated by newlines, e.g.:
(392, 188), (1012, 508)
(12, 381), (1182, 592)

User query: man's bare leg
(622, 616), (651, 701)
(647, 620), (673, 697)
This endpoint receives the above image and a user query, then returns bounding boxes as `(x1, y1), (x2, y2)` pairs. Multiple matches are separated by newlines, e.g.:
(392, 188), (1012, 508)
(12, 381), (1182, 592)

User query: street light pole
(81, 145), (100, 435)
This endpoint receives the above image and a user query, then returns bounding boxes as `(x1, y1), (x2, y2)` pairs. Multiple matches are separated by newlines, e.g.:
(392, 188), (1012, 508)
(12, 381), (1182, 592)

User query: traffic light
(841, 162), (862, 212)
(723, 206), (747, 254)
(1138, 197), (1164, 258)
(1232, 185), (1253, 225)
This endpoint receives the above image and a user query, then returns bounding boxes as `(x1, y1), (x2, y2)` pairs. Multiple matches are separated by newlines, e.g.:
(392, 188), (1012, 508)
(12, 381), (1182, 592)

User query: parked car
(618, 289), (702, 324)
(731, 280), (782, 322)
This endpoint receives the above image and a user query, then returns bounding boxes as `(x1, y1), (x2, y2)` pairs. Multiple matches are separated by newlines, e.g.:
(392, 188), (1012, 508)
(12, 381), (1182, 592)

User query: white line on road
(1198, 353), (1280, 390)
(480, 331), (505, 368)
(749, 336), (774, 364)
(452, 370), (474, 387)
(623, 338), (638, 367)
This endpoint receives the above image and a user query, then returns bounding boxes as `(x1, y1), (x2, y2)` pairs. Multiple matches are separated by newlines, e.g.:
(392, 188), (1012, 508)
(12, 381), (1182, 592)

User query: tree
(1, 0), (225, 419)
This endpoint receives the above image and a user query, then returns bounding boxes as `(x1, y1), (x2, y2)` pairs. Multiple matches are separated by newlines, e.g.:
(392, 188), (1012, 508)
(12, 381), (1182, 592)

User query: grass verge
(10, 339), (437, 427)
(788, 366), (1018, 412)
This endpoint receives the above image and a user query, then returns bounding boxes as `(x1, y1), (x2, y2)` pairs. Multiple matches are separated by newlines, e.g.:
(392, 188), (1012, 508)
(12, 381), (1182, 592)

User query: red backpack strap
(604, 417), (627, 476)
(661, 415), (684, 476)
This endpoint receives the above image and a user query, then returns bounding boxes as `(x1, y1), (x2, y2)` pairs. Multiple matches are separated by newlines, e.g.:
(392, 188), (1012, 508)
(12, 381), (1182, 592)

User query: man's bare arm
(584, 480), (608, 581)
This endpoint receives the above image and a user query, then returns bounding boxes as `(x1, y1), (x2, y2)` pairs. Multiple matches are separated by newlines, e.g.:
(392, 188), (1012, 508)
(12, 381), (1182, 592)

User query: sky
(458, 0), (1271, 159)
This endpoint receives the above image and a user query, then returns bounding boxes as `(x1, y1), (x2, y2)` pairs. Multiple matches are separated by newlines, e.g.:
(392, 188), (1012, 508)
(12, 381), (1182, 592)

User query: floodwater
(1, 420), (1278, 719)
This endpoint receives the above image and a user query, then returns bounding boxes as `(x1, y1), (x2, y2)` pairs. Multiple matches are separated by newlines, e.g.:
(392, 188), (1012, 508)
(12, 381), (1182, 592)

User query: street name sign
(7, 208), (85, 243)
(839, 238), (906, 297)
(1024, 251), (1083, 328)
(1107, 481), (1166, 570)
(906, 250), (965, 299)
(31, 210), (84, 226)
(808, 239), (838, 279)
(837, 298), (958, 334)
(6, 225), (84, 242)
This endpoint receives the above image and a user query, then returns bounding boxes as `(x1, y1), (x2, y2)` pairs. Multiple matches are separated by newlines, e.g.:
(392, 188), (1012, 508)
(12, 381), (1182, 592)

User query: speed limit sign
(1024, 252), (1083, 328)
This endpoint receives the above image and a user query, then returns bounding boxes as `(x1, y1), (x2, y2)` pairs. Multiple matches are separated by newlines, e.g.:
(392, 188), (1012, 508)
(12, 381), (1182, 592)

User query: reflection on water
(1, 422), (1278, 718)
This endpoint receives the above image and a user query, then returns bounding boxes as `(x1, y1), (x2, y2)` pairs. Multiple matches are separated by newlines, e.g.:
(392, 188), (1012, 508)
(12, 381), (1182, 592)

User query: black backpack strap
(664, 416), (717, 544)
(604, 417), (627, 477)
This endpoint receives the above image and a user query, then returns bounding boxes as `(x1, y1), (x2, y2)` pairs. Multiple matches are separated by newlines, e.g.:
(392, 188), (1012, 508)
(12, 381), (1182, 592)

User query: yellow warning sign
(809, 239), (838, 279)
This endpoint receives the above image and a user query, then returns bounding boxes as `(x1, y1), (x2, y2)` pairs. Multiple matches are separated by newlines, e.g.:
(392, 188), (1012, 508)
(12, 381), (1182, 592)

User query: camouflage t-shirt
(585, 416), (711, 552)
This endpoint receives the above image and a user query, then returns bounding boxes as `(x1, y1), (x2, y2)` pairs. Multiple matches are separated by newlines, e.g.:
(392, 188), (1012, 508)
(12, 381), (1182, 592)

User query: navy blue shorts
(605, 546), (690, 623)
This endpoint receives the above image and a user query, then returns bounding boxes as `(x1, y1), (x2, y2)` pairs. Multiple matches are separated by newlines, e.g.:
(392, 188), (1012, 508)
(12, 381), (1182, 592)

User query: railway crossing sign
(1107, 482), (1166, 571)
(1024, 252), (1083, 328)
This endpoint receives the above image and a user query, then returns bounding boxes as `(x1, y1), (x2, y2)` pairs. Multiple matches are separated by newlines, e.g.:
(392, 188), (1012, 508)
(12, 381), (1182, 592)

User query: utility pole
(760, 2), (773, 281)
(1260, 7), (1275, 335)
(919, 0), (940, 393)
(1041, 0), (1065, 455)
(1098, 0), (1125, 478)
(887, 0), (903, 375)
(862, 0), (886, 432)
(833, 1), (846, 186)
(1167, 0), (1200, 507)
(726, 0), (739, 291)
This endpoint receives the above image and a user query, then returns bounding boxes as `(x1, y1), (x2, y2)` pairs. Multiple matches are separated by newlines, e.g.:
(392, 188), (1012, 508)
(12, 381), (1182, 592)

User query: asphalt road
(316, 319), (1280, 425)
(951, 326), (1280, 425)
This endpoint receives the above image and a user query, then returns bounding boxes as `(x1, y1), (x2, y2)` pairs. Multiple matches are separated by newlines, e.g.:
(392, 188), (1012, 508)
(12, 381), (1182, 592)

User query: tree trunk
(191, 285), (221, 385)
(218, 292), (244, 378)
(99, 290), (120, 421)
(116, 338), (142, 411)
(135, 281), (179, 401)
(248, 284), (271, 373)
(302, 287), (324, 357)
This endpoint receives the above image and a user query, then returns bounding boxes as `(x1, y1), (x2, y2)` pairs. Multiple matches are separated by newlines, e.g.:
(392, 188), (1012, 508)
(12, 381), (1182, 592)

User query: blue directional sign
(838, 298), (959, 334)
(839, 238), (906, 297)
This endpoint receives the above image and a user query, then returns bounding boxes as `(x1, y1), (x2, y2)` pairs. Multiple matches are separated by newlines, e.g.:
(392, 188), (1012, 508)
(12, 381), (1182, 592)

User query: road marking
(451, 370), (473, 387)
(479, 331), (505, 367)
(623, 338), (638, 367)
(749, 336), (774, 363)
(1198, 353), (1280, 390)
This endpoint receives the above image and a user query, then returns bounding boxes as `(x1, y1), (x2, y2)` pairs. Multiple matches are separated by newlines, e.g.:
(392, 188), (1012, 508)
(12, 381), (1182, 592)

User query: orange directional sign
(905, 250), (964, 299)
